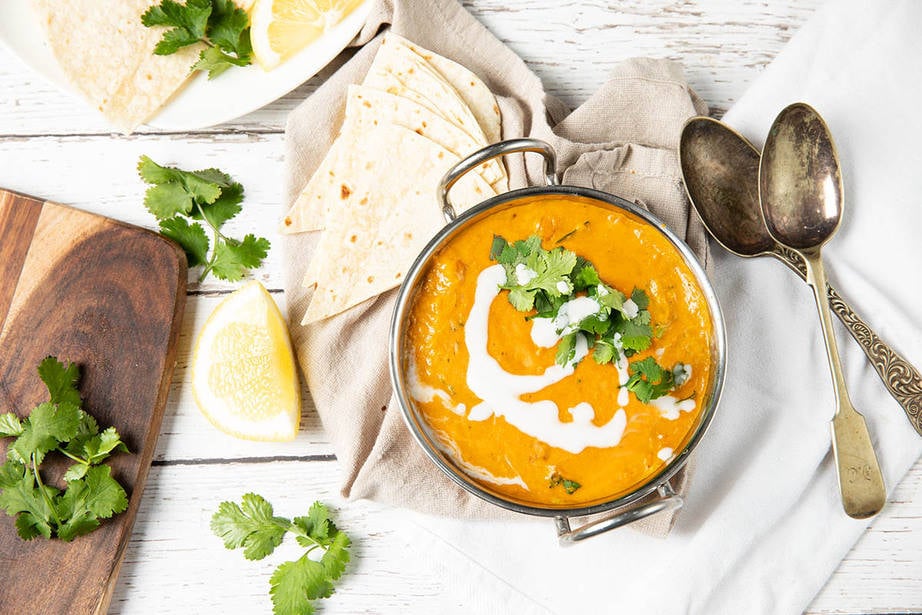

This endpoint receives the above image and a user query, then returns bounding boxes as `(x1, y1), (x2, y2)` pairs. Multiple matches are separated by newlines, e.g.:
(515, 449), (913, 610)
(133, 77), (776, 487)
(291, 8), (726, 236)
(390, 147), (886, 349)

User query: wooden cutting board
(0, 189), (186, 614)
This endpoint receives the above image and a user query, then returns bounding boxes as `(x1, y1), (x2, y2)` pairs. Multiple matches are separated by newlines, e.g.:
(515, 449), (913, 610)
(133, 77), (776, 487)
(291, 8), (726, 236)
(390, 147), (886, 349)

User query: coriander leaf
(571, 258), (600, 290)
(193, 46), (242, 80)
(577, 314), (610, 336)
(270, 554), (332, 615)
(320, 530), (351, 580)
(142, 0), (212, 55)
(0, 413), (23, 437)
(523, 245), (577, 297)
(62, 411), (101, 461)
(208, 0), (251, 55)
(63, 463), (89, 482)
(186, 167), (235, 188)
(139, 157), (223, 208)
(548, 471), (581, 495)
(55, 511), (100, 542)
(561, 478), (581, 494)
(625, 356), (676, 404)
(594, 284), (625, 312)
(153, 26), (203, 55)
(197, 181), (243, 229)
(82, 426), (129, 464)
(11, 401), (82, 465)
(555, 332), (579, 367)
(0, 459), (27, 492)
(159, 217), (210, 267)
(37, 357), (82, 407)
(616, 319), (653, 354)
(144, 182), (196, 219)
(489, 235), (508, 261)
(592, 338), (617, 365)
(630, 288), (650, 311)
(53, 465), (129, 540)
(210, 234), (271, 281)
(499, 235), (577, 313)
(211, 500), (258, 550)
(138, 155), (184, 184)
(506, 287), (536, 312)
(292, 501), (335, 548)
(15, 512), (53, 541)
(210, 493), (287, 561)
(0, 461), (55, 539)
(80, 465), (129, 519)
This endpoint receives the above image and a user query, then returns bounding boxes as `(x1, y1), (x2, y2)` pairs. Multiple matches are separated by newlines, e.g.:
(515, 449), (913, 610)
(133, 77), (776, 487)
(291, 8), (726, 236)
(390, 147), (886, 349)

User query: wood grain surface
(4, 2), (922, 614)
(0, 190), (187, 614)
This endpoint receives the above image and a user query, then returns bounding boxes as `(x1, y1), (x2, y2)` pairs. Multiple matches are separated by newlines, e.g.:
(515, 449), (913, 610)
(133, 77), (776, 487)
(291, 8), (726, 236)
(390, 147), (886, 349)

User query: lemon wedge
(249, 0), (366, 70)
(191, 281), (301, 441)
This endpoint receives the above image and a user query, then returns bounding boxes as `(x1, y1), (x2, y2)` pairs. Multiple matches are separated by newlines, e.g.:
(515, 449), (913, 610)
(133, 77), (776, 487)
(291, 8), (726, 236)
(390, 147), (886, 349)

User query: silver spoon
(759, 102), (885, 519)
(679, 116), (922, 437)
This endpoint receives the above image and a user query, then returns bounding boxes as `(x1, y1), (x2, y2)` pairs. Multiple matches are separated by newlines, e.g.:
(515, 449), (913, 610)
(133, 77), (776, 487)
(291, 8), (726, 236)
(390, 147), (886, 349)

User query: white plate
(0, 0), (371, 130)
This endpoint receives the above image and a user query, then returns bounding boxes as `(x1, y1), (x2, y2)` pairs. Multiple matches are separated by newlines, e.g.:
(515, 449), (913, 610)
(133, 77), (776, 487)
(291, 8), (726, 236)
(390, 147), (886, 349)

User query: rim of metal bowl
(388, 185), (727, 519)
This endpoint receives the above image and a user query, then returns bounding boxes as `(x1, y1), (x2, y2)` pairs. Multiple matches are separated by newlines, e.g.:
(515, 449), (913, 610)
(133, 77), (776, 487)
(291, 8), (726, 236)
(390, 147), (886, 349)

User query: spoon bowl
(679, 117), (773, 257)
(759, 104), (844, 251)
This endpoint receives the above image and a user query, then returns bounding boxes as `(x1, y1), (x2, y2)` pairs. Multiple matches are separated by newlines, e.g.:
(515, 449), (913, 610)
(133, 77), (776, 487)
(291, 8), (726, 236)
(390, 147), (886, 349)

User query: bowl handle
(554, 482), (684, 544)
(437, 138), (560, 222)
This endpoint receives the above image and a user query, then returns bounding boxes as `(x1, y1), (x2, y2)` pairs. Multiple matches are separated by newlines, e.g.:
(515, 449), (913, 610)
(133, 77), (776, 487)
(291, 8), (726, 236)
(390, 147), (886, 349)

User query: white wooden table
(2, 1), (921, 613)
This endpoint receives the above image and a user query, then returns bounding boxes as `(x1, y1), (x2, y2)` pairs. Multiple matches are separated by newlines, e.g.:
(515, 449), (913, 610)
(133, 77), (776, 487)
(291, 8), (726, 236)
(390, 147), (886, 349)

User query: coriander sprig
(0, 357), (129, 542)
(138, 155), (270, 282)
(211, 494), (351, 615)
(142, 0), (253, 79)
(490, 234), (688, 404)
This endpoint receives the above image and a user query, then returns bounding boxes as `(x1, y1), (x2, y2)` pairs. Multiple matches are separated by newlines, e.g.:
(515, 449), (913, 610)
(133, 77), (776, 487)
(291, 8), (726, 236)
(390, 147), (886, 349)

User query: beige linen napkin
(283, 0), (709, 534)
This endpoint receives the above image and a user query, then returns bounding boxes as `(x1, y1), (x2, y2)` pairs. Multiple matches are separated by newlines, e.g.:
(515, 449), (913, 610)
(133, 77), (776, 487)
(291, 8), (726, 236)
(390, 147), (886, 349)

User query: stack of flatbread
(31, 0), (253, 132)
(282, 34), (506, 324)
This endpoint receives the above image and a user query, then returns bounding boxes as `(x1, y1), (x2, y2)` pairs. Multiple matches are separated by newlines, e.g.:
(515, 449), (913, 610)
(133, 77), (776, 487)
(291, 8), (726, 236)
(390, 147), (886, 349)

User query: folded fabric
(283, 0), (709, 537)
(359, 1), (922, 613)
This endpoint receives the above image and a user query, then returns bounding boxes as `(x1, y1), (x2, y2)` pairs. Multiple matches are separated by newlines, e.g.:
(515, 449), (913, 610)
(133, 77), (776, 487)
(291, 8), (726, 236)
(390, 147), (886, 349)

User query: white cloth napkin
(389, 1), (922, 612)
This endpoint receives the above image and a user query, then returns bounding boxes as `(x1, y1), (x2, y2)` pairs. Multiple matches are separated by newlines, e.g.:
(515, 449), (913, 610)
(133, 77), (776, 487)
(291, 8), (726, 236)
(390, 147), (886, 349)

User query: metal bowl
(388, 139), (726, 543)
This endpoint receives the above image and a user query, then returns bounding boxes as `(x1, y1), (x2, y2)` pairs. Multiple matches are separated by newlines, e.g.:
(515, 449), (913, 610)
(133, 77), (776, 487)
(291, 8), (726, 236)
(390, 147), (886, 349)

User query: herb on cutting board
(0, 357), (129, 541)
(141, 0), (253, 79)
(138, 155), (270, 282)
(211, 494), (351, 615)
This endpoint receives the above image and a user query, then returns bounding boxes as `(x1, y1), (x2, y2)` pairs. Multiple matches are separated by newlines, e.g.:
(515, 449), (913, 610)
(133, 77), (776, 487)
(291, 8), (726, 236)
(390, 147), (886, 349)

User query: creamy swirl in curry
(404, 195), (714, 507)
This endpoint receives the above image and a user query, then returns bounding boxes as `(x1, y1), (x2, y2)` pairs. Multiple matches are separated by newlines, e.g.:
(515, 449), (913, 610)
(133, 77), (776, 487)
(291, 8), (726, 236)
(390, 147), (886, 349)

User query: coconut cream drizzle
(462, 265), (627, 454)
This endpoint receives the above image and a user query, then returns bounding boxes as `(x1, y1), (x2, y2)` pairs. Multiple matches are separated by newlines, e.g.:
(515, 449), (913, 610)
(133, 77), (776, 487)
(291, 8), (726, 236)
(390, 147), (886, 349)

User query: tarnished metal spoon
(679, 116), (922, 437)
(759, 102), (885, 519)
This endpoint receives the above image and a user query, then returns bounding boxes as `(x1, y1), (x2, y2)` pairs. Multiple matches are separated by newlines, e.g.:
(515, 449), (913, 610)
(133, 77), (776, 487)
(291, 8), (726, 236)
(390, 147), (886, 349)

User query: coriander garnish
(142, 0), (253, 79)
(490, 234), (688, 404)
(138, 155), (270, 282)
(548, 471), (581, 495)
(211, 495), (350, 615)
(0, 357), (129, 541)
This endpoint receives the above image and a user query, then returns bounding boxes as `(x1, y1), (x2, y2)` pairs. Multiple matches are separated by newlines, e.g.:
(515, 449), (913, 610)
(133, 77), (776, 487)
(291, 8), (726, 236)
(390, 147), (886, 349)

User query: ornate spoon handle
(771, 245), (922, 435)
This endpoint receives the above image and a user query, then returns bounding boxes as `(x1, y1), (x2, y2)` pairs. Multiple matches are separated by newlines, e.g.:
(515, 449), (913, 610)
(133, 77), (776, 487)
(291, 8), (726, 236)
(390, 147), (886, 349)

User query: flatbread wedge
(32, 0), (199, 132)
(300, 124), (494, 324)
(281, 84), (502, 234)
(392, 34), (503, 146)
